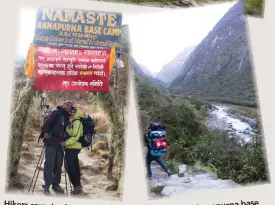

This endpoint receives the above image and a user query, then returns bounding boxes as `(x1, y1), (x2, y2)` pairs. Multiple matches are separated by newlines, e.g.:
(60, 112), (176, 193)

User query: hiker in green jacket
(60, 107), (83, 194)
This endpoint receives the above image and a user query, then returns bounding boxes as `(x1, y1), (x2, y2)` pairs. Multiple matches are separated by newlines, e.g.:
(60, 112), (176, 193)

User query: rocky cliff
(169, 1), (257, 106)
(156, 46), (195, 85)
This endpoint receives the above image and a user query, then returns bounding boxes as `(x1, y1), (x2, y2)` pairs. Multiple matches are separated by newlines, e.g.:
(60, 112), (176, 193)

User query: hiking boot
(42, 185), (50, 195)
(72, 185), (83, 195)
(167, 171), (172, 177)
(52, 185), (65, 194)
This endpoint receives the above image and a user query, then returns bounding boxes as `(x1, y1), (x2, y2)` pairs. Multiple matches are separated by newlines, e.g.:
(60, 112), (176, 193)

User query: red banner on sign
(35, 46), (110, 91)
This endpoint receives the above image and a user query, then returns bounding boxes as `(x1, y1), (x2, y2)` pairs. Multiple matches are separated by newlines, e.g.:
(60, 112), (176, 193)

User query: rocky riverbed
(205, 104), (257, 144)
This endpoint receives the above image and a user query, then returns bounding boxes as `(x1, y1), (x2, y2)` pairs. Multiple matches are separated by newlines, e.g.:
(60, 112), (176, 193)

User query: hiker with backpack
(41, 100), (73, 195)
(144, 122), (172, 179)
(60, 106), (95, 194)
(60, 106), (84, 194)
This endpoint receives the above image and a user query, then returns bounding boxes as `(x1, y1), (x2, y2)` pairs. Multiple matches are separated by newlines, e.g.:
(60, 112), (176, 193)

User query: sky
(123, 2), (237, 74)
(17, 2), (236, 73)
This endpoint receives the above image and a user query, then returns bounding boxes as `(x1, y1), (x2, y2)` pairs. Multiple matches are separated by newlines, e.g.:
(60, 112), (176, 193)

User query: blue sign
(33, 8), (123, 48)
(116, 52), (121, 58)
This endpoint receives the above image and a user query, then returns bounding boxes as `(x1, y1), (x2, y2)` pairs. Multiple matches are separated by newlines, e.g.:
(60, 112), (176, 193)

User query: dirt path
(11, 132), (119, 201)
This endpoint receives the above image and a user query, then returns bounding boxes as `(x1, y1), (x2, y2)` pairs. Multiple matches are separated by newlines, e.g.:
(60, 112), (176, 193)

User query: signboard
(35, 46), (110, 91)
(34, 8), (122, 48)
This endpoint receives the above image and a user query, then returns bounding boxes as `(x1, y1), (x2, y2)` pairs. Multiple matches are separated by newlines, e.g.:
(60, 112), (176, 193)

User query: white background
(0, 0), (274, 205)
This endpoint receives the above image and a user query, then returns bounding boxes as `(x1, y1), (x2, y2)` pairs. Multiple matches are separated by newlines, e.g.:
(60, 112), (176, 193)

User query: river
(206, 104), (256, 144)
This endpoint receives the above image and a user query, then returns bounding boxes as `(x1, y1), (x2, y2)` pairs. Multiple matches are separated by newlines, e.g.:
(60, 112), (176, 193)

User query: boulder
(178, 164), (187, 177)
(178, 164), (194, 177)
(195, 173), (218, 180)
(169, 174), (180, 180)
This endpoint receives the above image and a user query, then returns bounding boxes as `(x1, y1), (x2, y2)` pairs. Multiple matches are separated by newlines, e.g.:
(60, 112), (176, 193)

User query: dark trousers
(65, 149), (81, 187)
(146, 152), (170, 177)
(43, 146), (64, 187)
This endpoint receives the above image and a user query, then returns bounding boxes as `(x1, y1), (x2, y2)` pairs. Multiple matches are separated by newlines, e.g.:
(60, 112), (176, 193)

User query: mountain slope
(157, 46), (195, 85)
(169, 1), (257, 106)
(139, 64), (153, 77)
(131, 57), (169, 90)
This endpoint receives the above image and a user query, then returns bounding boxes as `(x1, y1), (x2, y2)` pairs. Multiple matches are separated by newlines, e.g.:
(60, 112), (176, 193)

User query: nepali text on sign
(34, 8), (122, 48)
(35, 46), (110, 91)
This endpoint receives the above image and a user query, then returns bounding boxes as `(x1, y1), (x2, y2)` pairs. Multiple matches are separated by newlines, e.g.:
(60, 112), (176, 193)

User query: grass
(92, 140), (108, 152)
(164, 157), (218, 176)
(150, 186), (165, 194)
(163, 159), (181, 174)
(193, 161), (218, 174)
(244, 0), (264, 16)
(229, 104), (259, 119)
(92, 110), (110, 134)
(8, 78), (36, 179)
(97, 150), (110, 159)
(21, 142), (30, 152)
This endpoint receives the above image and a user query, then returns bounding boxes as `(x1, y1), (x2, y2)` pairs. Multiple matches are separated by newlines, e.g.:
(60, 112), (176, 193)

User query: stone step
(161, 179), (240, 196)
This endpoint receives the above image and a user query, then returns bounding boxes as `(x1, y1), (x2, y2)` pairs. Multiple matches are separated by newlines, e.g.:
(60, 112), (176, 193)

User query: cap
(71, 106), (77, 111)
(65, 100), (74, 107)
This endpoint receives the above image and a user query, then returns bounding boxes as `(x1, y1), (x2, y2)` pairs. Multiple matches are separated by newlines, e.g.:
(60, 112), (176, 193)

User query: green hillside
(134, 74), (269, 184)
(170, 62), (258, 107)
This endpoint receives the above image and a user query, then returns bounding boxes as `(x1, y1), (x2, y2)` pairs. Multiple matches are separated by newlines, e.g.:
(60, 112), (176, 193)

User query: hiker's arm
(65, 120), (82, 146)
(42, 110), (57, 133)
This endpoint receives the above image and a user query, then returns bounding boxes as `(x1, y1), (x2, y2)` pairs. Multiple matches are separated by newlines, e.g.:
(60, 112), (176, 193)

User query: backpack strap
(69, 119), (82, 138)
(146, 132), (154, 150)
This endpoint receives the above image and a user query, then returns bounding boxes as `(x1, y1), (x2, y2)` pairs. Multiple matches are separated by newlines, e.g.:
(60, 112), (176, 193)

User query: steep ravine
(169, 1), (256, 105)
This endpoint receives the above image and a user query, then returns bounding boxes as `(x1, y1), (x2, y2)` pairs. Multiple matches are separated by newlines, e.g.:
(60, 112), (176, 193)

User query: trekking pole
(65, 158), (73, 193)
(63, 149), (72, 195)
(31, 146), (46, 194)
(64, 163), (68, 196)
(28, 145), (45, 194)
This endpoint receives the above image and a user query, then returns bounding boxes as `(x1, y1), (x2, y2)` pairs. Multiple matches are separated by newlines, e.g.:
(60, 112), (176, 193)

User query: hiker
(61, 107), (84, 195)
(144, 122), (172, 179)
(40, 92), (47, 110)
(41, 100), (73, 194)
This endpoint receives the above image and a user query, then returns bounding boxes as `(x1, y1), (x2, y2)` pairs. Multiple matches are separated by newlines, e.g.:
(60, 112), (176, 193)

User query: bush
(92, 140), (107, 152)
(163, 159), (181, 174)
(150, 186), (164, 194)
(245, 0), (264, 16)
(97, 150), (109, 160)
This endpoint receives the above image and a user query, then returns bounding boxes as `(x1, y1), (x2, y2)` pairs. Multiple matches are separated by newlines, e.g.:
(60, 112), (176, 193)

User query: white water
(207, 105), (256, 143)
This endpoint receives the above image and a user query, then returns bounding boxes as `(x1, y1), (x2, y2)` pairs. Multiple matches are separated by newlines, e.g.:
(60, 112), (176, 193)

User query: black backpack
(38, 109), (57, 142)
(74, 115), (95, 148)
(148, 122), (166, 131)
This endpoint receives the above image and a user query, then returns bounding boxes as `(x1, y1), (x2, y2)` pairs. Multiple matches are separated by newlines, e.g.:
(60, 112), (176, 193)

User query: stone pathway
(148, 162), (241, 199)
